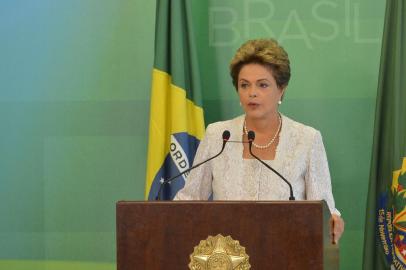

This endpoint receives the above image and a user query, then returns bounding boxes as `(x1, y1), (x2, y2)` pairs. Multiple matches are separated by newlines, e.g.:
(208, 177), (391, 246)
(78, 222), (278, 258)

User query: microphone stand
(247, 131), (295, 201)
(156, 131), (230, 201)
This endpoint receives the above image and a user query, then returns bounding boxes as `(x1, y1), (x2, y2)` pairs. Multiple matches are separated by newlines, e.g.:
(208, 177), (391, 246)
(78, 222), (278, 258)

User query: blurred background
(0, 0), (385, 269)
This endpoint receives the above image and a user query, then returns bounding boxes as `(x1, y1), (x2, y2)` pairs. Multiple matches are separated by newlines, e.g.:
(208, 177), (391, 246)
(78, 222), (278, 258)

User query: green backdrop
(0, 0), (385, 269)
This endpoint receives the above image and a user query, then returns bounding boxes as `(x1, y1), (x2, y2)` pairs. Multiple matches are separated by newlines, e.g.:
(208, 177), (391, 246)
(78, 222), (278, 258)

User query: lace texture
(174, 114), (340, 215)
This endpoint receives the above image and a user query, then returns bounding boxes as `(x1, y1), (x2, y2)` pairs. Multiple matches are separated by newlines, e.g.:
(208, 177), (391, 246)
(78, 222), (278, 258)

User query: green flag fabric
(363, 0), (406, 269)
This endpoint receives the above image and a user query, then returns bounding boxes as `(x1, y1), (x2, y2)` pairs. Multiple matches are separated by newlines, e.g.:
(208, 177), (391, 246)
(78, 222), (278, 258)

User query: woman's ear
(280, 86), (287, 101)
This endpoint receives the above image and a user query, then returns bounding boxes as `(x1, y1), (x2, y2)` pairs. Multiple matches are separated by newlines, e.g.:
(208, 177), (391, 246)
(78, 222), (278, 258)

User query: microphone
(247, 130), (295, 200)
(156, 130), (231, 200)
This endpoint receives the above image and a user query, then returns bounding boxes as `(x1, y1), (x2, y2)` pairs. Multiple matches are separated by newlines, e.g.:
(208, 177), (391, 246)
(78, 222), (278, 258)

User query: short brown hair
(229, 39), (291, 90)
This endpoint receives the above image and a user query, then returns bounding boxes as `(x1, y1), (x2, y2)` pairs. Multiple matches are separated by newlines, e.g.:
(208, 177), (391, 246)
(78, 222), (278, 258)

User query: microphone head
(247, 130), (255, 141)
(222, 130), (231, 141)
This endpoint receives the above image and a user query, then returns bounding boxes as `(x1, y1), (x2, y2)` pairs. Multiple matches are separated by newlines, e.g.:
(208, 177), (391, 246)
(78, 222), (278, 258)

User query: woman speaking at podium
(174, 38), (344, 244)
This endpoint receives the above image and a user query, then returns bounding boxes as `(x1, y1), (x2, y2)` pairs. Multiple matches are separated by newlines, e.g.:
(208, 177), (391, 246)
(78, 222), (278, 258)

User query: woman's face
(237, 63), (285, 120)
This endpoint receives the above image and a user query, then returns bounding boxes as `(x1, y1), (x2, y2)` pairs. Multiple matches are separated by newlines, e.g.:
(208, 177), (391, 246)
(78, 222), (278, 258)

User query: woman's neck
(245, 112), (280, 133)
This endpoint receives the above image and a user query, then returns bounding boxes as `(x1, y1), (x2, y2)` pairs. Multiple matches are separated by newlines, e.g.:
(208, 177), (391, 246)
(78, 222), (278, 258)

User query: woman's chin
(245, 111), (264, 119)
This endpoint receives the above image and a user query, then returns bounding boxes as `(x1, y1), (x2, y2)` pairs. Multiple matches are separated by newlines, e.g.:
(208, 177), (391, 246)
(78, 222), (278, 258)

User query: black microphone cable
(247, 130), (295, 201)
(156, 130), (231, 200)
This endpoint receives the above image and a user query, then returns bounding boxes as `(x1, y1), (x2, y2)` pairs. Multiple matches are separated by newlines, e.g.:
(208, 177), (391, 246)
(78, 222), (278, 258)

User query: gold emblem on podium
(189, 234), (251, 270)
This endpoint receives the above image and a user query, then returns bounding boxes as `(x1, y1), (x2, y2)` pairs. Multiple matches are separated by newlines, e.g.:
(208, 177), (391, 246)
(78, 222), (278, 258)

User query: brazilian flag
(363, 0), (406, 269)
(145, 0), (205, 200)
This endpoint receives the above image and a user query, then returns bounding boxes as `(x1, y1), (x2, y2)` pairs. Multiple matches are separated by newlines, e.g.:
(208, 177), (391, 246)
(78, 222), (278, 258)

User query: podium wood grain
(116, 201), (338, 270)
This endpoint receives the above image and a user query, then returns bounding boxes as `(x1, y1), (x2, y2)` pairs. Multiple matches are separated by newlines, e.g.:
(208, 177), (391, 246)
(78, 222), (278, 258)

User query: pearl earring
(278, 100), (282, 105)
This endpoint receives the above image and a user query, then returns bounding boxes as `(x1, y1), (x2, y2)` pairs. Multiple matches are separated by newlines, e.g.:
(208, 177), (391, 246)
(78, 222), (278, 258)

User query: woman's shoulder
(282, 114), (321, 141)
(205, 115), (244, 136)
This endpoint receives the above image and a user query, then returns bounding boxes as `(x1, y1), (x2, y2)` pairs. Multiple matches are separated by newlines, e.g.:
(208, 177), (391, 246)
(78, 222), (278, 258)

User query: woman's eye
(240, 83), (249, 89)
(259, 83), (269, 88)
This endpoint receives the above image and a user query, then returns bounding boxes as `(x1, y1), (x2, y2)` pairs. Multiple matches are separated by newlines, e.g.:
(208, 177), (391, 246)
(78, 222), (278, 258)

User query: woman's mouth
(247, 102), (259, 108)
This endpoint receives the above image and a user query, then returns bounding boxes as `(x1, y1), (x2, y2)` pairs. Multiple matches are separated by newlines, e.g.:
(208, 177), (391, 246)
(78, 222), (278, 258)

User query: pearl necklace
(243, 114), (282, 149)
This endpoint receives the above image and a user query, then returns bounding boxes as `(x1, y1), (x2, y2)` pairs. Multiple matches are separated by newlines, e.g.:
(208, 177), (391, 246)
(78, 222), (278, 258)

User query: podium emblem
(189, 234), (251, 270)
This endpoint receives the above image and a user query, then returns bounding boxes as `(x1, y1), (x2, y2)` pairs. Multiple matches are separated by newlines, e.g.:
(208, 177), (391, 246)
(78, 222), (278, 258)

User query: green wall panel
(0, 0), (385, 269)
(0, 0), (156, 266)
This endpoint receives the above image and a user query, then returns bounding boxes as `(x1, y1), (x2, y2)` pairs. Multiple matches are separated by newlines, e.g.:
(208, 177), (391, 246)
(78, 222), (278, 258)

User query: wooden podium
(116, 201), (339, 269)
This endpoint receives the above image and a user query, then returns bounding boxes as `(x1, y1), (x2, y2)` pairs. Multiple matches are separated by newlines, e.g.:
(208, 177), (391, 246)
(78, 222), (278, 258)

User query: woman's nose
(248, 86), (258, 97)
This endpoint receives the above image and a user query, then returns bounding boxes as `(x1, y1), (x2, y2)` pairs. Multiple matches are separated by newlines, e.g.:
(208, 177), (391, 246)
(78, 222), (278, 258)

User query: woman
(174, 39), (344, 243)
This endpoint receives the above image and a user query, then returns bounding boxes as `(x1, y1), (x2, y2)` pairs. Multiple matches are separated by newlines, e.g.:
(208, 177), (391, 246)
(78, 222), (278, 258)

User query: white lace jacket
(174, 114), (340, 215)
